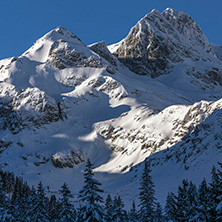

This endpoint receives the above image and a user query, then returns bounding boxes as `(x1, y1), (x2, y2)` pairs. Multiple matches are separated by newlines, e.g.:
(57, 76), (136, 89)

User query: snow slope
(0, 8), (222, 207)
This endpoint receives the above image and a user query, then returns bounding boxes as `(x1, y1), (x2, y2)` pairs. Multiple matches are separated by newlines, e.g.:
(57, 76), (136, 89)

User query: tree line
(0, 160), (222, 221)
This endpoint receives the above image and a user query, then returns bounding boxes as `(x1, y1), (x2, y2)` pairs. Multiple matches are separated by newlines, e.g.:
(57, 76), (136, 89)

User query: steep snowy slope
(211, 43), (222, 61)
(108, 8), (222, 92)
(0, 8), (222, 206)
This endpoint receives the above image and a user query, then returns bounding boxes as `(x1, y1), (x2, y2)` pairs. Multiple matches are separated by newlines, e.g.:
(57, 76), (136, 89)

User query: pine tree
(129, 200), (139, 222)
(209, 165), (222, 220)
(11, 177), (25, 221)
(175, 179), (190, 221)
(48, 195), (59, 222)
(165, 192), (177, 222)
(77, 159), (105, 222)
(0, 174), (12, 221)
(25, 183), (49, 222)
(58, 183), (76, 221)
(138, 160), (156, 222)
(104, 194), (114, 222)
(187, 181), (198, 220)
(196, 178), (211, 221)
(154, 202), (164, 222)
(210, 163), (222, 221)
(112, 195), (128, 222)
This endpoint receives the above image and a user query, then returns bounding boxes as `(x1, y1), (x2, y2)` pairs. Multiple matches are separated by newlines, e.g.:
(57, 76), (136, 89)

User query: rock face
(109, 8), (215, 78)
(89, 41), (119, 71)
(52, 151), (84, 168)
(43, 27), (115, 74)
(0, 8), (222, 202)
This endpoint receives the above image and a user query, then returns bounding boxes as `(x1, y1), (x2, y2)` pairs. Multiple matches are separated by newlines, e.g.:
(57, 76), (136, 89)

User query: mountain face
(0, 8), (222, 205)
(108, 8), (222, 86)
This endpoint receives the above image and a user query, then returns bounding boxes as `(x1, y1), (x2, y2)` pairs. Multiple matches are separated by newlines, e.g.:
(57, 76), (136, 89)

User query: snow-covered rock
(108, 8), (221, 86)
(0, 8), (221, 207)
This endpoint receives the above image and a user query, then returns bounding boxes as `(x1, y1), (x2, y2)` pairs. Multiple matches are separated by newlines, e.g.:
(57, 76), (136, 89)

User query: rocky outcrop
(0, 87), (60, 133)
(52, 151), (84, 168)
(89, 41), (118, 70)
(109, 8), (216, 78)
(46, 27), (115, 74)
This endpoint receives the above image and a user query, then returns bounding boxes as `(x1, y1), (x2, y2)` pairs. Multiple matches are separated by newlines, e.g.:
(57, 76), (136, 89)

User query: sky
(0, 0), (222, 60)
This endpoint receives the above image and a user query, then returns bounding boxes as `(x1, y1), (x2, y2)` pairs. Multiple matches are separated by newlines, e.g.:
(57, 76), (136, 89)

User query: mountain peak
(22, 26), (83, 63)
(109, 7), (214, 77)
(37, 26), (81, 42)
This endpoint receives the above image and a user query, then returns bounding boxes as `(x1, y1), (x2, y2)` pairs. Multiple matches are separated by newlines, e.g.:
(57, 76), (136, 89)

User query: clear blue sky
(1, 0), (222, 60)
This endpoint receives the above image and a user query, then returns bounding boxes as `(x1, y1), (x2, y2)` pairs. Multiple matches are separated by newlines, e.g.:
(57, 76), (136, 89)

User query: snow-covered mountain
(0, 8), (222, 206)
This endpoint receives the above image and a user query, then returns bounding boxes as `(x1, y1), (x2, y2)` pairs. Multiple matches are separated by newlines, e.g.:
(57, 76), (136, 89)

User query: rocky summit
(0, 8), (222, 205)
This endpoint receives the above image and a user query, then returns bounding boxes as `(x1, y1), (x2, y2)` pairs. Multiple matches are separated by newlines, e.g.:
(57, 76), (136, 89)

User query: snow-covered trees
(196, 178), (211, 221)
(104, 194), (114, 221)
(58, 183), (76, 221)
(112, 195), (128, 221)
(128, 200), (139, 222)
(138, 160), (156, 222)
(1, 161), (222, 221)
(25, 183), (49, 222)
(77, 159), (105, 222)
(165, 192), (177, 221)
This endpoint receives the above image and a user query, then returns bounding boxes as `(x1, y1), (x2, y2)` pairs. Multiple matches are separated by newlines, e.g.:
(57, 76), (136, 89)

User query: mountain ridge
(0, 8), (222, 206)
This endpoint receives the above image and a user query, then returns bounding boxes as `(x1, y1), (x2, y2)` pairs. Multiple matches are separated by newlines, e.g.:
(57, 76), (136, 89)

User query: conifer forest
(0, 159), (222, 221)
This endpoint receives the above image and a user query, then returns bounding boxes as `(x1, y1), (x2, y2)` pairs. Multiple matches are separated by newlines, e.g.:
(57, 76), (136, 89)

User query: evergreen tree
(129, 200), (138, 222)
(196, 178), (211, 221)
(154, 202), (164, 222)
(0, 174), (12, 221)
(175, 179), (190, 221)
(138, 160), (156, 222)
(25, 184), (49, 222)
(104, 194), (114, 222)
(165, 192), (177, 222)
(58, 183), (76, 221)
(112, 195), (128, 222)
(77, 159), (105, 222)
(187, 181), (198, 220)
(11, 177), (25, 221)
(209, 165), (222, 220)
(48, 195), (59, 222)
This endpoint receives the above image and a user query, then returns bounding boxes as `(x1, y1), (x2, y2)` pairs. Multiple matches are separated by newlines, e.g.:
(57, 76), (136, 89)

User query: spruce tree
(48, 195), (59, 222)
(138, 160), (156, 222)
(112, 195), (128, 222)
(165, 192), (177, 222)
(154, 202), (164, 222)
(209, 165), (222, 220)
(77, 159), (105, 222)
(129, 200), (139, 222)
(0, 174), (12, 221)
(175, 179), (190, 221)
(196, 178), (211, 221)
(58, 183), (76, 221)
(209, 163), (222, 221)
(25, 183), (49, 222)
(187, 181), (198, 220)
(104, 194), (114, 222)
